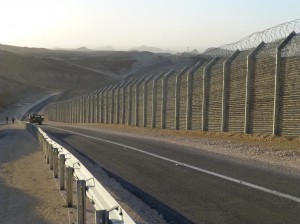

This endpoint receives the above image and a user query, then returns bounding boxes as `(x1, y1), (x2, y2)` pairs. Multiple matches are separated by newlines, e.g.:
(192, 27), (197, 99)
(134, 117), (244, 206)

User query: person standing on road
(6, 117), (8, 124)
(12, 117), (15, 124)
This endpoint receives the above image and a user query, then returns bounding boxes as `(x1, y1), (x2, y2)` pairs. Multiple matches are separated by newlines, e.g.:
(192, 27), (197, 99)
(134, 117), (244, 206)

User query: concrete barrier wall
(191, 64), (205, 130)
(47, 35), (300, 137)
(281, 56), (300, 136)
(250, 47), (276, 135)
(227, 51), (248, 132)
(207, 59), (224, 132)
(146, 81), (153, 127)
(179, 71), (188, 130)
(166, 74), (176, 129)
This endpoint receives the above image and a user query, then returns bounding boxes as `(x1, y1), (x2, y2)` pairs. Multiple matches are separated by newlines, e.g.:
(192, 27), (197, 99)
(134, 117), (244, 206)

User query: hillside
(0, 76), (34, 112)
(0, 50), (112, 89)
(0, 44), (196, 113)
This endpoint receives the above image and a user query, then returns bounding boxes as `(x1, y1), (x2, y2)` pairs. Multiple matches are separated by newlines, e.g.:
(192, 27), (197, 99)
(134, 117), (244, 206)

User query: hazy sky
(1, 0), (300, 52)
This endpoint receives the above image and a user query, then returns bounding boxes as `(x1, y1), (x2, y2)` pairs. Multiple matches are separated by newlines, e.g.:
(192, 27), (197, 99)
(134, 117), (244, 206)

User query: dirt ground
(0, 123), (70, 224)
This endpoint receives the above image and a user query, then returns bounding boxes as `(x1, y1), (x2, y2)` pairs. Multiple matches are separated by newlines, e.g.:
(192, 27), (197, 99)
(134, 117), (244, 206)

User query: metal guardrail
(24, 122), (135, 224)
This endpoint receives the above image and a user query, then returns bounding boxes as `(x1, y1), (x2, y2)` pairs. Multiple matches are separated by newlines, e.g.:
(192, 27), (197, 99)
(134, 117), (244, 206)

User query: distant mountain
(76, 46), (92, 51)
(0, 43), (51, 55)
(130, 45), (176, 54)
(94, 46), (115, 51)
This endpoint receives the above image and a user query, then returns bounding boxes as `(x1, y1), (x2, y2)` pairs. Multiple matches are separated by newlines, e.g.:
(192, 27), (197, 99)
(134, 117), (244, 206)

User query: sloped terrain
(0, 44), (194, 113)
(0, 75), (41, 113)
(0, 50), (112, 89)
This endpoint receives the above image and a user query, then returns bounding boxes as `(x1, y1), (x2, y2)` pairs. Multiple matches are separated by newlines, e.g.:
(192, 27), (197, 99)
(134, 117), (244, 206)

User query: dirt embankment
(0, 124), (69, 224)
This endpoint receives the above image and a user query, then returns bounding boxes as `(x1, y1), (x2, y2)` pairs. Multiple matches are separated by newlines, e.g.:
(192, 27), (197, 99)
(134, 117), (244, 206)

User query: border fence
(47, 19), (300, 137)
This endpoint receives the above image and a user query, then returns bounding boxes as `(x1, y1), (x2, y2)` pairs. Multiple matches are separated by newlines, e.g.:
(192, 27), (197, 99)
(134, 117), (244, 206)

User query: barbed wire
(203, 18), (300, 57)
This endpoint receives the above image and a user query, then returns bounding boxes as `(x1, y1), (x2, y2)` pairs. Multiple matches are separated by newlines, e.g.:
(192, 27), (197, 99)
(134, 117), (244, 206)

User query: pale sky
(1, 0), (300, 52)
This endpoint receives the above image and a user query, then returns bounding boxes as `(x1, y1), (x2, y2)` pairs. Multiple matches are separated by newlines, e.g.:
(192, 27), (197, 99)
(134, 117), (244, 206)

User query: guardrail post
(42, 139), (46, 158)
(44, 140), (47, 156)
(53, 148), (59, 178)
(66, 167), (74, 207)
(95, 210), (109, 224)
(46, 143), (50, 164)
(59, 154), (65, 190)
(77, 180), (86, 224)
(49, 145), (53, 170)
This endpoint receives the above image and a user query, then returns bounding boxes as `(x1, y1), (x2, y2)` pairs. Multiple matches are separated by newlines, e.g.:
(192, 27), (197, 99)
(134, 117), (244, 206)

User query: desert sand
(0, 123), (69, 224)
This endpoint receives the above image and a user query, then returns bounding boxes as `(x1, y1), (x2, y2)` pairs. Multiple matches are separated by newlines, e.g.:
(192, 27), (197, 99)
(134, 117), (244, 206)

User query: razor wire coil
(203, 18), (300, 57)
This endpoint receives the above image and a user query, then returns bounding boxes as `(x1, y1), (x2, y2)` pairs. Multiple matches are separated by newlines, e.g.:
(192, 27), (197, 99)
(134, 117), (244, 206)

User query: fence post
(73, 98), (77, 123)
(94, 91), (99, 123)
(79, 97), (83, 123)
(175, 67), (189, 130)
(221, 50), (240, 132)
(53, 148), (59, 178)
(87, 93), (91, 123)
(77, 180), (86, 224)
(105, 86), (112, 124)
(161, 69), (175, 129)
(91, 91), (97, 123)
(66, 167), (74, 207)
(135, 77), (146, 126)
(143, 74), (155, 127)
(59, 154), (65, 190)
(152, 72), (165, 128)
(186, 62), (202, 130)
(122, 82), (131, 124)
(85, 94), (89, 123)
(73, 97), (78, 123)
(99, 88), (106, 123)
(116, 83), (123, 124)
(127, 80), (137, 125)
(202, 57), (219, 131)
(244, 42), (265, 133)
(111, 85), (118, 124)
(80, 96), (83, 123)
(273, 31), (296, 136)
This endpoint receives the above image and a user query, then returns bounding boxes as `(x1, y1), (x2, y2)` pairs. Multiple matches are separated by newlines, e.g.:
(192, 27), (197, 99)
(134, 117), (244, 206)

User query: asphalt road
(21, 95), (58, 121)
(41, 124), (300, 224)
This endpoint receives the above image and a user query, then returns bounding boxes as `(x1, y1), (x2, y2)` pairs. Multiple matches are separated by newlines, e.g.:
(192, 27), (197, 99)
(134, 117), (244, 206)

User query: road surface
(41, 123), (300, 224)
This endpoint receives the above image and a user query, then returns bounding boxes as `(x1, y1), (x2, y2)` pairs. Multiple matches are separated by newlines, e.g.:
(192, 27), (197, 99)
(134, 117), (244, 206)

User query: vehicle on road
(29, 114), (44, 125)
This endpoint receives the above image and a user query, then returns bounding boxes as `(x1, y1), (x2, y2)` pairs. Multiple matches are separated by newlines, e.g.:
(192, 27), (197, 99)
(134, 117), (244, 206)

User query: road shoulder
(0, 123), (69, 224)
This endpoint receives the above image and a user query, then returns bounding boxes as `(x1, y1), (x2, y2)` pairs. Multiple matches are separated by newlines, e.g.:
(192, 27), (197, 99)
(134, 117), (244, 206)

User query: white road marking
(47, 126), (300, 204)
